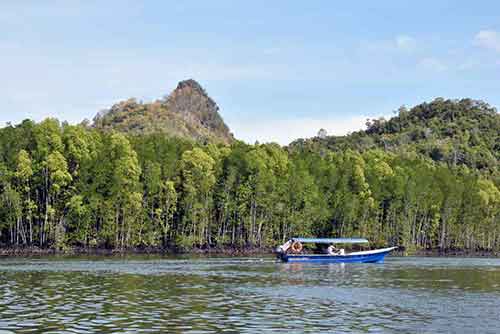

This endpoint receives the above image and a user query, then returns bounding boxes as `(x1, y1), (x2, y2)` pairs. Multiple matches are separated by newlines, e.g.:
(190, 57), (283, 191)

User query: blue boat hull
(280, 247), (396, 263)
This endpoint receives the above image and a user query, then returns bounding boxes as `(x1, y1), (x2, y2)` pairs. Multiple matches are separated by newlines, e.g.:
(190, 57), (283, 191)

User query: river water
(0, 255), (499, 333)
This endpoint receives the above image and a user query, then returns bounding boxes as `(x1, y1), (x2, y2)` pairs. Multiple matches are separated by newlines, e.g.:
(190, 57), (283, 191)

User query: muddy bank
(1, 246), (499, 258)
(0, 246), (274, 257)
(395, 248), (500, 257)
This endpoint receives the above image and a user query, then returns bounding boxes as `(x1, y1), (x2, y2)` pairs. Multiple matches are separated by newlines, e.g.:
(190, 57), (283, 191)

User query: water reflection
(0, 256), (499, 333)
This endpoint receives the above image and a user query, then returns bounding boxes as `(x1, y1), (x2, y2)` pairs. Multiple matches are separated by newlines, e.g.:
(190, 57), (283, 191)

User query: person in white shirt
(327, 245), (345, 255)
(327, 244), (337, 255)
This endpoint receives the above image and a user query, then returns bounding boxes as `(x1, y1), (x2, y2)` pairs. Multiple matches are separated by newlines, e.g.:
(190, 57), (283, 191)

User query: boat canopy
(291, 237), (369, 244)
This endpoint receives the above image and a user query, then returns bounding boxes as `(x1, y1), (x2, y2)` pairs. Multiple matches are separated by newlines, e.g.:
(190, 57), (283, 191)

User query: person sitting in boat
(327, 244), (337, 255)
(327, 244), (345, 255)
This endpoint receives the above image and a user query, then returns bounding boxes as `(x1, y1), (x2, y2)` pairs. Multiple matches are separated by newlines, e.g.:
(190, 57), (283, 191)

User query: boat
(276, 237), (398, 263)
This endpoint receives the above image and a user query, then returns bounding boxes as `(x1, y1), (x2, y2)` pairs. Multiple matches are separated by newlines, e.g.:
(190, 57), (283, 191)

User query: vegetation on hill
(0, 97), (498, 253)
(290, 98), (499, 176)
(93, 79), (234, 144)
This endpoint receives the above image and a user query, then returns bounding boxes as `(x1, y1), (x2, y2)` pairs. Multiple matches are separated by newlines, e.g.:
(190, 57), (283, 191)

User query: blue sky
(1, 1), (500, 144)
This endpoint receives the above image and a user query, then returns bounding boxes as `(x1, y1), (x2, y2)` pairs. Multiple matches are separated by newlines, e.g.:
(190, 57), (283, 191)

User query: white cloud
(360, 35), (417, 54)
(418, 57), (447, 72)
(475, 30), (500, 53)
(0, 42), (282, 126)
(229, 115), (373, 145)
(457, 59), (481, 71)
(395, 35), (417, 52)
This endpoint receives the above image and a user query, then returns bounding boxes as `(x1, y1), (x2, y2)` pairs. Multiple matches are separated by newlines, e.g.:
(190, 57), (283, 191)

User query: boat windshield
(290, 238), (369, 244)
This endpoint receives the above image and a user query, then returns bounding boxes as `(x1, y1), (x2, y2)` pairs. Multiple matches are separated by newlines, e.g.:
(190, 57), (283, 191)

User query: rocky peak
(175, 79), (207, 94)
(164, 80), (228, 135)
(92, 79), (234, 144)
(166, 79), (219, 115)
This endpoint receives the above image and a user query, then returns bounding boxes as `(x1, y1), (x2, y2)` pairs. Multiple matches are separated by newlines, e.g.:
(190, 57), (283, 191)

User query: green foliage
(290, 98), (499, 175)
(0, 97), (499, 252)
(92, 80), (234, 144)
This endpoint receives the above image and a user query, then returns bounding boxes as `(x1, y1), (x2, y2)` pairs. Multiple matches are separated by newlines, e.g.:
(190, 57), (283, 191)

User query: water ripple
(0, 256), (499, 333)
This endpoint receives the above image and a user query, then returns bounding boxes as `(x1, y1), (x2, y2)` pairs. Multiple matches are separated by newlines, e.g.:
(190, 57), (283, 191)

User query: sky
(1, 1), (500, 144)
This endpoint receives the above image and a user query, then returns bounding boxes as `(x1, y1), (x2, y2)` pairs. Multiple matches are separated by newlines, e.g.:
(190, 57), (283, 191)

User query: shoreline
(0, 246), (274, 257)
(1, 246), (499, 258)
(408, 249), (500, 258)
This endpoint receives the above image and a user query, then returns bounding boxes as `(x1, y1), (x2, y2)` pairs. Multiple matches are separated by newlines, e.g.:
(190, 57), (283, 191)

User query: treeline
(0, 118), (499, 252)
(291, 98), (500, 174)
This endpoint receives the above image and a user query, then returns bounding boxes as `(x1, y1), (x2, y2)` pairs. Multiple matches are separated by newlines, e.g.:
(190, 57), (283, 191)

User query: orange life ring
(290, 241), (303, 254)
